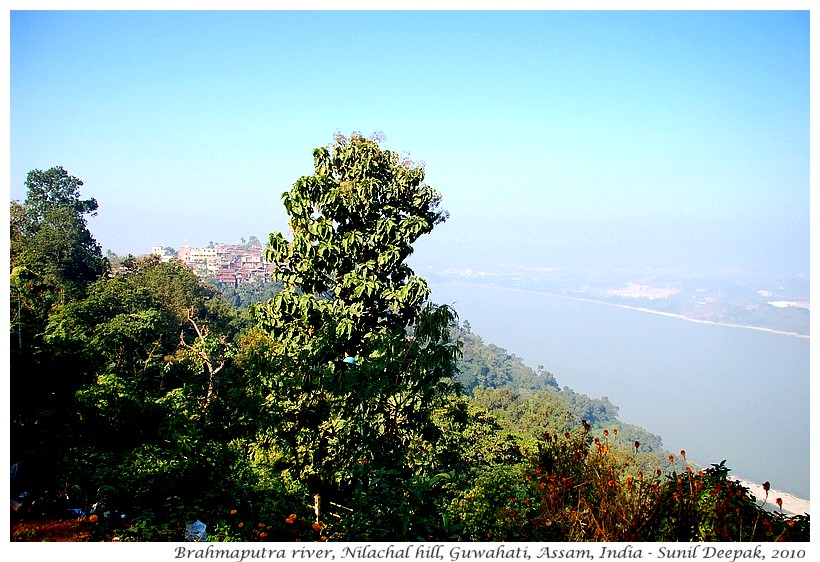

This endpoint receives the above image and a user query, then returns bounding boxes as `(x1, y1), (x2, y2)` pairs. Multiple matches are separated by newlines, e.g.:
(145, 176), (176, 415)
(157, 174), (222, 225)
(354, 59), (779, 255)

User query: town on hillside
(151, 241), (276, 287)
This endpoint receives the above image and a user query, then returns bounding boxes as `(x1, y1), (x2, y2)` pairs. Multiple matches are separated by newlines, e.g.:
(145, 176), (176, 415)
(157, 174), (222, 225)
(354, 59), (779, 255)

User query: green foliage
(20, 166), (99, 222)
(122, 255), (218, 325)
(430, 393), (524, 470)
(11, 166), (105, 299)
(325, 469), (461, 541)
(12, 245), (253, 538)
(558, 386), (619, 426)
(454, 326), (559, 395)
(447, 463), (540, 541)
(215, 278), (284, 309)
(470, 387), (574, 448)
(250, 133), (461, 510)
(10, 168), (108, 495)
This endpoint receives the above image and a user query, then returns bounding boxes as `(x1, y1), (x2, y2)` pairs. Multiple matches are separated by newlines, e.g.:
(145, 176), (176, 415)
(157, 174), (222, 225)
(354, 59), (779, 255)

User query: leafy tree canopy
(20, 166), (99, 226)
(11, 166), (105, 299)
(251, 132), (460, 505)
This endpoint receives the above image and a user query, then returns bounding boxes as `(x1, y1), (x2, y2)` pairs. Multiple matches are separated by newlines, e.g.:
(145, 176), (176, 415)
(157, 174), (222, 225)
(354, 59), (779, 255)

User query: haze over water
(430, 281), (810, 499)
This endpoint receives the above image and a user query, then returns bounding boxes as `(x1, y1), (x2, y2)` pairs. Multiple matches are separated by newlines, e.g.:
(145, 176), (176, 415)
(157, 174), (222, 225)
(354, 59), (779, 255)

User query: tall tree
(11, 166), (105, 298)
(21, 166), (99, 225)
(10, 167), (106, 499)
(251, 133), (461, 510)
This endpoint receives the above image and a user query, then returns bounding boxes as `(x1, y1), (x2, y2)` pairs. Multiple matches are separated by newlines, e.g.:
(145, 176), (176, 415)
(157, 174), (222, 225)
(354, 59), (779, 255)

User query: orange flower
(238, 522), (245, 528)
(603, 429), (609, 437)
(776, 498), (783, 509)
(259, 532), (268, 539)
(668, 454), (675, 463)
(230, 509), (238, 516)
(88, 514), (99, 523)
(634, 441), (640, 451)
(680, 450), (686, 460)
(312, 522), (322, 532)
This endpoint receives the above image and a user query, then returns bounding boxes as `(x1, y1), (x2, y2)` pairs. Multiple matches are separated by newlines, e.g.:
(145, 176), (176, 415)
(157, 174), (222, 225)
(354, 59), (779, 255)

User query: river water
(429, 281), (810, 499)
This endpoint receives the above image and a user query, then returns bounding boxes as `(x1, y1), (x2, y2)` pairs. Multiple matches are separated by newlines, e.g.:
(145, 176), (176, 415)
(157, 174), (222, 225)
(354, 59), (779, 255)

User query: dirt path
(11, 518), (93, 542)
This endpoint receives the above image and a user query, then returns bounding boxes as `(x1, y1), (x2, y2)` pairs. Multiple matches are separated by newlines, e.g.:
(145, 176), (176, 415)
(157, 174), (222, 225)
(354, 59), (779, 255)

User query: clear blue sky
(9, 10), (810, 277)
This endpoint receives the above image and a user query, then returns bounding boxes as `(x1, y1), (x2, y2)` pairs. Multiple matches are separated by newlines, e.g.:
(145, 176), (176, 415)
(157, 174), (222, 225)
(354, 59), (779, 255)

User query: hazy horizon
(9, 10), (809, 280)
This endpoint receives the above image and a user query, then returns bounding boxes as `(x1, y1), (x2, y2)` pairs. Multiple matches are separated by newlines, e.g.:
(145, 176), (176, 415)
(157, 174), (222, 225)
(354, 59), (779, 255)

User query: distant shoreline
(730, 477), (810, 517)
(436, 281), (810, 340)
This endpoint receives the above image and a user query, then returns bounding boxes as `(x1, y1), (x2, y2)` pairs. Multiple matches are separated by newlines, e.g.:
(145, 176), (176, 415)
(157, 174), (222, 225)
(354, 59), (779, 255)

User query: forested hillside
(10, 136), (808, 542)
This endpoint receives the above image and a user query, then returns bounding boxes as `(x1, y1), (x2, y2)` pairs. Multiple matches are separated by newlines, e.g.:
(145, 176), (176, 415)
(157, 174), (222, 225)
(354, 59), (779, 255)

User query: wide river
(429, 281), (810, 499)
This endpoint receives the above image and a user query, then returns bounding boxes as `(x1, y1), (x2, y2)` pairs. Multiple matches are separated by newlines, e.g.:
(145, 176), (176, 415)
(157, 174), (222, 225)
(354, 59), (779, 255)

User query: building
(162, 243), (275, 286)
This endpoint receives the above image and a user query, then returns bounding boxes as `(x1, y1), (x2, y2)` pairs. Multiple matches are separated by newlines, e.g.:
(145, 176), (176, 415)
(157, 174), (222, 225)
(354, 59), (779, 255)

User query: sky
(7, 8), (811, 278)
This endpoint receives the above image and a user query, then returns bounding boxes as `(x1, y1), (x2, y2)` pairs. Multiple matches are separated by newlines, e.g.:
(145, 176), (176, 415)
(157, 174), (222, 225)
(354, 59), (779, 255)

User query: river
(429, 281), (810, 499)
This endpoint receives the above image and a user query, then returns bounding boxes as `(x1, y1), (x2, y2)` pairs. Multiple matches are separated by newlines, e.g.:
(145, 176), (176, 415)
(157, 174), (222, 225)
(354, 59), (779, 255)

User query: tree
(30, 255), (249, 527)
(250, 133), (461, 521)
(20, 166), (99, 225)
(10, 167), (107, 493)
(11, 166), (105, 299)
(454, 326), (559, 395)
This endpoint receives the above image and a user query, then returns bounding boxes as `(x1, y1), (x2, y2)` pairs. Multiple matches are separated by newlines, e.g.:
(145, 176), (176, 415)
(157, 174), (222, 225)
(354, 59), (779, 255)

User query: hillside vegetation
(10, 136), (808, 542)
